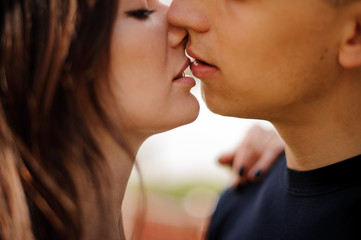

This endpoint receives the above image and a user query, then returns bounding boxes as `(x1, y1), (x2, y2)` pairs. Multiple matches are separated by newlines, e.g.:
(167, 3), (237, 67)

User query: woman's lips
(173, 60), (196, 87)
(190, 59), (219, 79)
(173, 75), (196, 87)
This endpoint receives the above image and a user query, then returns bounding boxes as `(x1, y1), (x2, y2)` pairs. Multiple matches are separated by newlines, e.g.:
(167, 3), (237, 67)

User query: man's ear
(339, 12), (361, 69)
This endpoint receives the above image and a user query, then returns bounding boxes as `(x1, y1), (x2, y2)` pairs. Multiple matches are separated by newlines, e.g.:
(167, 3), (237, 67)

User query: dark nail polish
(254, 170), (262, 178)
(238, 167), (245, 177)
(235, 183), (243, 192)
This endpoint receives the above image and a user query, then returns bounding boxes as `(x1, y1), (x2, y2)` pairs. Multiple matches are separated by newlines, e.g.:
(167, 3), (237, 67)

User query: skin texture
(168, 0), (361, 171)
(168, 0), (341, 121)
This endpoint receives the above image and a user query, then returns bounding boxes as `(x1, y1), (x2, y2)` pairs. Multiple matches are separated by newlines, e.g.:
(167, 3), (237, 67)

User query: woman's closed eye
(125, 8), (155, 20)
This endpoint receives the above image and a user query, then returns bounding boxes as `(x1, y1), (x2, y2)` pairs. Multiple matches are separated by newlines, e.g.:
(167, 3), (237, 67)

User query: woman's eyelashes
(125, 8), (155, 20)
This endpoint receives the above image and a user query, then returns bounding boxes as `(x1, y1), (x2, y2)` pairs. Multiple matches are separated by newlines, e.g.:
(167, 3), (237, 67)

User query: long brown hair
(0, 0), (126, 239)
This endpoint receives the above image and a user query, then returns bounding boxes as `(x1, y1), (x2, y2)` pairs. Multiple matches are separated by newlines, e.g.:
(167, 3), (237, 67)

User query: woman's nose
(167, 0), (210, 34)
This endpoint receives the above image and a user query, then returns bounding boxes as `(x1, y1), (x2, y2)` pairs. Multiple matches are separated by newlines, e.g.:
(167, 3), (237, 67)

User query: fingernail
(238, 167), (245, 177)
(254, 170), (262, 178)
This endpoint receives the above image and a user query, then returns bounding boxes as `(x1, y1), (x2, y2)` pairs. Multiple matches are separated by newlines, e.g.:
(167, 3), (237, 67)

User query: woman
(0, 0), (198, 239)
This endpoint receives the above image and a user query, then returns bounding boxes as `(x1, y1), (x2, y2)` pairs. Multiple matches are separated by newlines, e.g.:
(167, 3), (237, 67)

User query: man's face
(168, 0), (343, 122)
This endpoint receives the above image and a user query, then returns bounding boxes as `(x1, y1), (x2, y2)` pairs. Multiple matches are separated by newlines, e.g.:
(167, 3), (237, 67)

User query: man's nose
(167, 0), (210, 34)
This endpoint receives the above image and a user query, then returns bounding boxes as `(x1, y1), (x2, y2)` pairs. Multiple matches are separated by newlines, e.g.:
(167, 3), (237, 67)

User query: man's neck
(273, 76), (361, 171)
(279, 121), (361, 171)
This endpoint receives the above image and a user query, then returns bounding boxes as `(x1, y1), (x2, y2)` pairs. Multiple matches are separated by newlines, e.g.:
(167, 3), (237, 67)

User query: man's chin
(201, 95), (267, 120)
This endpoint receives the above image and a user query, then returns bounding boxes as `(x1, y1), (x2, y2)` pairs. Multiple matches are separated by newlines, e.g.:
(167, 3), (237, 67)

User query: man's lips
(190, 60), (219, 79)
(186, 49), (219, 79)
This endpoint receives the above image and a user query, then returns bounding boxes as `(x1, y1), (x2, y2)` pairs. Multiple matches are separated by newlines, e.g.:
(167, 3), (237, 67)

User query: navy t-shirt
(207, 154), (361, 240)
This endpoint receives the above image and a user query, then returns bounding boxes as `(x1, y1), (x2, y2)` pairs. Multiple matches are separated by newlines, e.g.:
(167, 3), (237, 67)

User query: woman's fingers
(247, 143), (284, 182)
(220, 125), (284, 188)
(218, 153), (235, 166)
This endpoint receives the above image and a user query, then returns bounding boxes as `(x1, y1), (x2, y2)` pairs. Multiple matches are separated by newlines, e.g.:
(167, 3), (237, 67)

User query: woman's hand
(219, 125), (284, 188)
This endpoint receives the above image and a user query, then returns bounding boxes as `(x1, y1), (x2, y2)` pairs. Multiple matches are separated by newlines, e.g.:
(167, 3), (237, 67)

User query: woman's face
(108, 0), (199, 138)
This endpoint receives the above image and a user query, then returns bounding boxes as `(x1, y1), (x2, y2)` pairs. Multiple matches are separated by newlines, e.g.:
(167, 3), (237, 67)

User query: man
(168, 0), (361, 239)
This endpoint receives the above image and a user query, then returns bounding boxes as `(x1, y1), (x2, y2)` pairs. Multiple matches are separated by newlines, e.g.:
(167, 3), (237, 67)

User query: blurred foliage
(143, 181), (225, 199)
